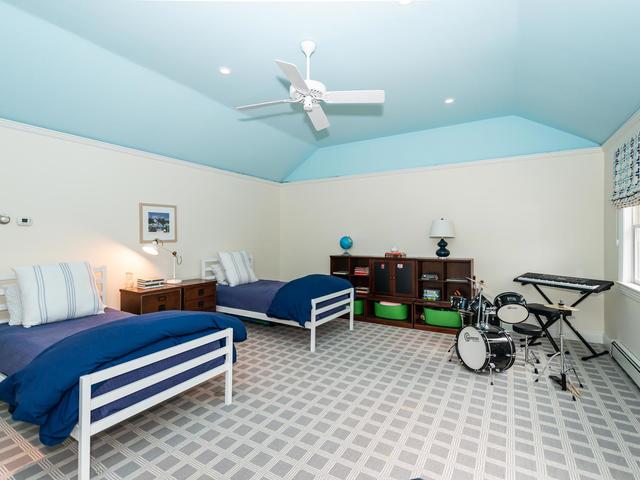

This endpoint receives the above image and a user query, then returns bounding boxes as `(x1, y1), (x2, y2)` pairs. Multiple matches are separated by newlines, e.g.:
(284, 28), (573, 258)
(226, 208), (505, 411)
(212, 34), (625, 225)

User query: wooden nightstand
(120, 279), (217, 315)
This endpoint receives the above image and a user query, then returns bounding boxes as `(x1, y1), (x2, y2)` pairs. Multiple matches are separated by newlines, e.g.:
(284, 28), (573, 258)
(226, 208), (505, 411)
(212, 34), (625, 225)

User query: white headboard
(0, 266), (107, 320)
(201, 257), (218, 281)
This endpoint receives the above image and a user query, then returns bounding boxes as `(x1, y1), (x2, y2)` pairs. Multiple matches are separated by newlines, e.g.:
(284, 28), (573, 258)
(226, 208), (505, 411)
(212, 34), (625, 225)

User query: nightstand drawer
(141, 290), (181, 313)
(184, 284), (216, 302)
(184, 296), (216, 312)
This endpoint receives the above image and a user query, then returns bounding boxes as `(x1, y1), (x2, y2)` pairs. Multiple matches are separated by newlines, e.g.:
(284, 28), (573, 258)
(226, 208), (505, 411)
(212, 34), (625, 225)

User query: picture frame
(139, 203), (177, 243)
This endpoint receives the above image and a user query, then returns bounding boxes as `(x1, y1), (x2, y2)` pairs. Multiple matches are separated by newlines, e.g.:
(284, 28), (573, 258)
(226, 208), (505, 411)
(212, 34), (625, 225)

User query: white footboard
(73, 328), (234, 480)
(308, 288), (354, 352)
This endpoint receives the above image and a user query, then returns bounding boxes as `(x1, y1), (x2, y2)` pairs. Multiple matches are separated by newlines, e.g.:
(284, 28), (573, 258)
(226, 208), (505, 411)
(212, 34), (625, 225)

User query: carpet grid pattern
(1, 319), (639, 479)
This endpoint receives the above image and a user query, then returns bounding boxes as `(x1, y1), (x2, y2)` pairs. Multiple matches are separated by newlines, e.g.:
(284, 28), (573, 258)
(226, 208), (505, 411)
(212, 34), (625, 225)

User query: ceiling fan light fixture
(234, 42), (385, 132)
(218, 66), (231, 76)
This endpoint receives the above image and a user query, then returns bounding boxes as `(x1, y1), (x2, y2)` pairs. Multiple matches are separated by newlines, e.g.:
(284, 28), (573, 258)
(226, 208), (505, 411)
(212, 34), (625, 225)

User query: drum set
(449, 279), (530, 384)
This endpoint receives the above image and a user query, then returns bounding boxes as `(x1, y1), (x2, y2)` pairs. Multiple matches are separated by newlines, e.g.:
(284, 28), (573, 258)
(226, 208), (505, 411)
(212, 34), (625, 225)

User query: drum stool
(513, 322), (542, 374)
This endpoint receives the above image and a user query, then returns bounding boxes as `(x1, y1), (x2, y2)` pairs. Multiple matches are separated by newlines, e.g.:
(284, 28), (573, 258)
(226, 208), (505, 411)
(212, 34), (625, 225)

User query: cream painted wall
(280, 149), (607, 341)
(0, 120), (608, 342)
(602, 110), (640, 357)
(0, 122), (281, 307)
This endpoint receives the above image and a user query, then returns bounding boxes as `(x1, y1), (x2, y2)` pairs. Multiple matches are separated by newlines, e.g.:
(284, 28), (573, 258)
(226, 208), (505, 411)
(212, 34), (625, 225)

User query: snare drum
(493, 292), (529, 324)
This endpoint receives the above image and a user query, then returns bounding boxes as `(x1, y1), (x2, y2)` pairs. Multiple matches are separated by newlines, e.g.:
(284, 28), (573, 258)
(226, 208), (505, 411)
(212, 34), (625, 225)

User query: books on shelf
(355, 286), (369, 294)
(384, 251), (406, 258)
(353, 266), (369, 276)
(332, 271), (349, 275)
(420, 273), (439, 281)
(422, 288), (441, 301)
(137, 278), (165, 289)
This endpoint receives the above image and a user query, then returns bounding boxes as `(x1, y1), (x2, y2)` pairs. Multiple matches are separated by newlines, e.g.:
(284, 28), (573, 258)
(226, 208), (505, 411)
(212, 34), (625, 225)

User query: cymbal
(545, 303), (579, 312)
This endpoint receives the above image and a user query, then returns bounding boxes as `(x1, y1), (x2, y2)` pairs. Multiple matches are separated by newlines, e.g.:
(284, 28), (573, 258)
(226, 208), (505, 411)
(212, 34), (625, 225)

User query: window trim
(634, 223), (640, 285)
(617, 281), (640, 303)
(619, 205), (640, 287)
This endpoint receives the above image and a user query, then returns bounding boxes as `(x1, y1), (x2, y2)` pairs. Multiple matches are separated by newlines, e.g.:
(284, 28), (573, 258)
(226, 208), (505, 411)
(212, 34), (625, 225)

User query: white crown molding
(0, 117), (280, 187)
(0, 117), (605, 187)
(602, 108), (640, 151)
(282, 146), (604, 187)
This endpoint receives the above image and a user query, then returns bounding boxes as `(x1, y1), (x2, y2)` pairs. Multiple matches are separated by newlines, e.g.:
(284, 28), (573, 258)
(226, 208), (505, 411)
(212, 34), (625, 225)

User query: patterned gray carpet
(1, 319), (640, 480)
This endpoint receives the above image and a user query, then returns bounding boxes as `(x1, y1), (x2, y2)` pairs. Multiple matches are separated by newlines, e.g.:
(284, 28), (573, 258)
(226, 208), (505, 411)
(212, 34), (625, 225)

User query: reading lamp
(429, 218), (455, 258)
(142, 239), (183, 284)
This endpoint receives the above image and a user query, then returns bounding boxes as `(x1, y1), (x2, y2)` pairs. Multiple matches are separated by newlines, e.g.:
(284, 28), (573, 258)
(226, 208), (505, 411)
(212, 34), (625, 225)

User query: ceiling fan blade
(307, 103), (330, 131)
(275, 60), (309, 95)
(323, 90), (385, 104)
(235, 99), (292, 110)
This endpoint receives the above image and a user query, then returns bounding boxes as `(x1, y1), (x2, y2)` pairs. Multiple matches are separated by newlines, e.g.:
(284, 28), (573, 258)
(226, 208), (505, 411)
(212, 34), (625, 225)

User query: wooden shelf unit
(330, 255), (474, 334)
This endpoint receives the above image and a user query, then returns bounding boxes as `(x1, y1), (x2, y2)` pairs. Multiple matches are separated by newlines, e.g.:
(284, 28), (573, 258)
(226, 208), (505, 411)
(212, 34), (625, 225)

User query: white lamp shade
(429, 218), (455, 238)
(142, 243), (159, 255)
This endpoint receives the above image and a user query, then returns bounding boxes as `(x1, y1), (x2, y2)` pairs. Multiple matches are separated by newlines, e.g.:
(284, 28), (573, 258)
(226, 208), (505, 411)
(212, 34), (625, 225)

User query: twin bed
(0, 267), (244, 480)
(202, 258), (355, 352)
(0, 262), (355, 479)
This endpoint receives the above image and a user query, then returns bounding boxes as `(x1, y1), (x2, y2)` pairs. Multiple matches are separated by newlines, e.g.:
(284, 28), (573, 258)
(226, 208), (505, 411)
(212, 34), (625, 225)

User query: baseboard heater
(611, 341), (640, 388)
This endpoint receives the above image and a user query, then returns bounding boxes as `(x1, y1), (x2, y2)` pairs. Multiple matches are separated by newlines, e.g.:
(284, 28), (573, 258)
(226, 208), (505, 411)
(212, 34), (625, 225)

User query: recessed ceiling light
(218, 66), (231, 76)
(444, 98), (455, 104)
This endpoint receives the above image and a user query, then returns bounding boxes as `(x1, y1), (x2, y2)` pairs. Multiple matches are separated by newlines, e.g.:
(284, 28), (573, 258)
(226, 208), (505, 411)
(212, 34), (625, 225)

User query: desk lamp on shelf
(142, 239), (183, 284)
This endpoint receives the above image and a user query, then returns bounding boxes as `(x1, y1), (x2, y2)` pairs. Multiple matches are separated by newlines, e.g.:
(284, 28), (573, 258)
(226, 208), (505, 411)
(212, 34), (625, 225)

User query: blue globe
(339, 236), (353, 251)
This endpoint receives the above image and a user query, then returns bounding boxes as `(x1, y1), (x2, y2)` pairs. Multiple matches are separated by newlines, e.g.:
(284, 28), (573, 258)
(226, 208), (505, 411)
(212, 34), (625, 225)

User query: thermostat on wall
(17, 217), (32, 226)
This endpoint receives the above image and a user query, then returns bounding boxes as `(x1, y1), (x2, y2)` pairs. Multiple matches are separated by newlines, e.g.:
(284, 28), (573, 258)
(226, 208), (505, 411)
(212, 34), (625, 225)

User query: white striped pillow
(13, 261), (105, 328)
(4, 284), (23, 326)
(218, 251), (258, 287)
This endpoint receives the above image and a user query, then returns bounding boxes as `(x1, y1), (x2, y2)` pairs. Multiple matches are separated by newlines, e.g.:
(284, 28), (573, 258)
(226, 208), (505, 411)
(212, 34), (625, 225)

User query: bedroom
(0, 0), (639, 479)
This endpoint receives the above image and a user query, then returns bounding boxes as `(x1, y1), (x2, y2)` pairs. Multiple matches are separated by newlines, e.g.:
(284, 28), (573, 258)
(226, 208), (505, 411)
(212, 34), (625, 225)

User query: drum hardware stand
(447, 343), (459, 363)
(527, 283), (608, 361)
(535, 303), (584, 400)
(521, 338), (541, 374)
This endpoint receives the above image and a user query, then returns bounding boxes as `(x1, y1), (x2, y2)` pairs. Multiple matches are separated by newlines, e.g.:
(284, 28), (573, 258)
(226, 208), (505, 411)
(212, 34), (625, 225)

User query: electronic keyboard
(514, 272), (614, 294)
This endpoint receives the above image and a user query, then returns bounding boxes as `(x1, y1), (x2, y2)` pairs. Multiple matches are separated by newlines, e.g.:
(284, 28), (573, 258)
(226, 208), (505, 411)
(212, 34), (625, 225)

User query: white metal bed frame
(0, 267), (234, 480)
(201, 258), (354, 352)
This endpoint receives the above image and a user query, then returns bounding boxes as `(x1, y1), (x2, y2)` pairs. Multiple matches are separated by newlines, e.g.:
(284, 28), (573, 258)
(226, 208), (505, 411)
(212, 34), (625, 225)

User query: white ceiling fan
(235, 40), (385, 131)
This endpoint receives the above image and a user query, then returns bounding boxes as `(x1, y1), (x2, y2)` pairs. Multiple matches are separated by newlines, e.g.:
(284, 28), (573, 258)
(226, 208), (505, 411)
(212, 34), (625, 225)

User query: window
(622, 205), (640, 285)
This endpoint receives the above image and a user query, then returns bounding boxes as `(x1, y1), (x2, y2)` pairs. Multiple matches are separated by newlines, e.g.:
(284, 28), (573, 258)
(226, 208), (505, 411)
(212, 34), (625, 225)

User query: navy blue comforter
(266, 274), (352, 326)
(0, 311), (246, 446)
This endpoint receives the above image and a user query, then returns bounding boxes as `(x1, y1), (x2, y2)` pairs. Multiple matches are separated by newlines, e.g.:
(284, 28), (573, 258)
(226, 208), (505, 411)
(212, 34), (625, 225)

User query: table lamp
(142, 239), (183, 284)
(429, 218), (455, 258)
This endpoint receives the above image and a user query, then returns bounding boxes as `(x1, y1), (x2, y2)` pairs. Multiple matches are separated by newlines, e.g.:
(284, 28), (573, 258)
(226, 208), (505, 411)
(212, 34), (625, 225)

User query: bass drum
(494, 292), (529, 324)
(456, 325), (516, 373)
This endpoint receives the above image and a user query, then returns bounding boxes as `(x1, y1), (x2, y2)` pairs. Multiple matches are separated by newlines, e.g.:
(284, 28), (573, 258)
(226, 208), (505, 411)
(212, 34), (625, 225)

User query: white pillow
(211, 263), (228, 286)
(13, 261), (105, 328)
(218, 251), (258, 287)
(4, 284), (23, 326)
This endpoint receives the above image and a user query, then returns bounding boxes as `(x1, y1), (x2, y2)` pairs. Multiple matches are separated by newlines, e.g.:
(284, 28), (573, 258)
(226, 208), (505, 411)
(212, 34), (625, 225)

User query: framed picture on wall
(139, 203), (177, 243)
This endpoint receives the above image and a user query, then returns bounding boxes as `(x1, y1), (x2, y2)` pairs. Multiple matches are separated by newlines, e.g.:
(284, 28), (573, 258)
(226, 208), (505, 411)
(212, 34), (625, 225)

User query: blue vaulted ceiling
(1, 0), (639, 181)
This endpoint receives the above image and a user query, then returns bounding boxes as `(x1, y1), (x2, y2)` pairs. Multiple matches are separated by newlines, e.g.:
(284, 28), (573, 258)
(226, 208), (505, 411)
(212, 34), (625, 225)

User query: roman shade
(611, 130), (640, 208)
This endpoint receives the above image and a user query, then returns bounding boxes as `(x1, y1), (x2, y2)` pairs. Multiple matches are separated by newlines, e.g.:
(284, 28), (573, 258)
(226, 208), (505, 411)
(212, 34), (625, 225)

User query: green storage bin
(374, 302), (408, 320)
(424, 307), (461, 328)
(354, 299), (364, 316)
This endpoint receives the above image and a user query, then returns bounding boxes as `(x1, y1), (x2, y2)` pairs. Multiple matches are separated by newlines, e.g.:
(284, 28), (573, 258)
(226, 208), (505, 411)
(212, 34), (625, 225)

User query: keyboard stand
(529, 284), (608, 361)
